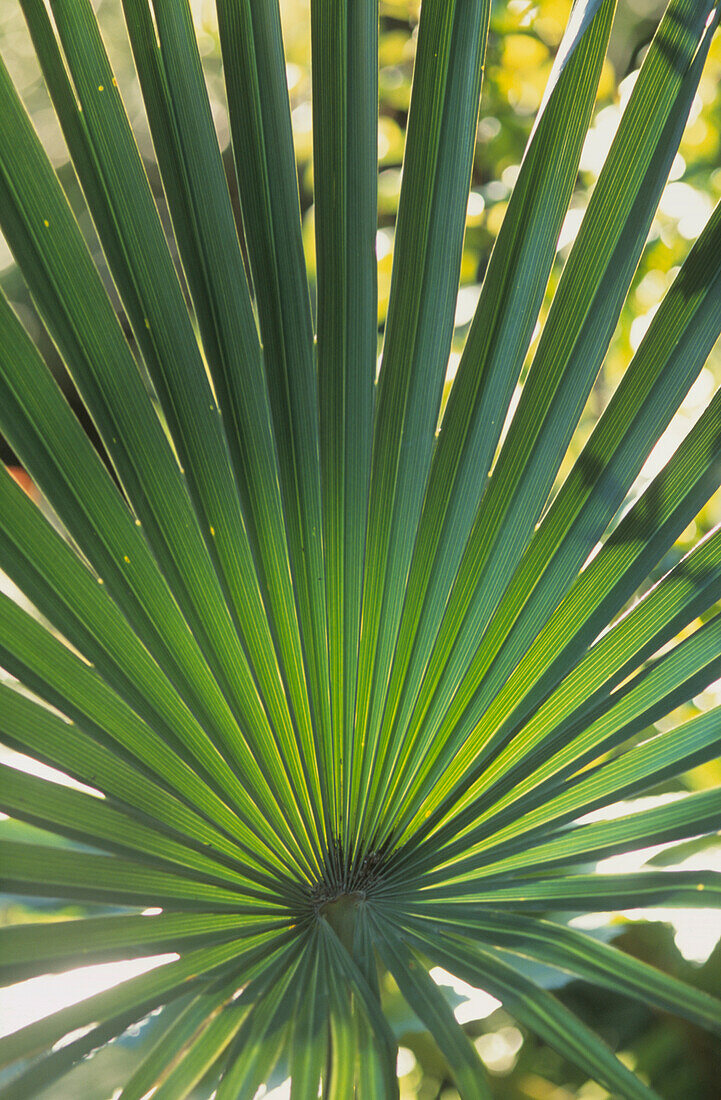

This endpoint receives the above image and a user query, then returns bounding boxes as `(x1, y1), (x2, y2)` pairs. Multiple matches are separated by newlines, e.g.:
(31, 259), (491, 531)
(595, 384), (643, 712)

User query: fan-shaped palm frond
(1, 0), (721, 1095)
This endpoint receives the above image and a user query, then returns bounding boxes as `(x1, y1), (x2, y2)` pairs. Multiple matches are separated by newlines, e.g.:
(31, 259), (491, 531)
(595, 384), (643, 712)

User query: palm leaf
(1, 0), (720, 1095)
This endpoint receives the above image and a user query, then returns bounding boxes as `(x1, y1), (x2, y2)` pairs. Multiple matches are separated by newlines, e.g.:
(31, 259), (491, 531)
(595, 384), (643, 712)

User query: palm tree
(0, 0), (720, 1094)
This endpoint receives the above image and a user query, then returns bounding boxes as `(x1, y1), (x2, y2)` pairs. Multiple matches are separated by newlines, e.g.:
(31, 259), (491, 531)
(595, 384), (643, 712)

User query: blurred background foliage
(1, 0), (720, 1096)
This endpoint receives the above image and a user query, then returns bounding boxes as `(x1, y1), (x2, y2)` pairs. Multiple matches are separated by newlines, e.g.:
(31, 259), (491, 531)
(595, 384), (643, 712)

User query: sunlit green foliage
(1, 0), (721, 1097)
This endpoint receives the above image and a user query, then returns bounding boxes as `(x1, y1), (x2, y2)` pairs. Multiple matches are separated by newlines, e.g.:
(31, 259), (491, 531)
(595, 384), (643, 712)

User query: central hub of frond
(318, 891), (366, 952)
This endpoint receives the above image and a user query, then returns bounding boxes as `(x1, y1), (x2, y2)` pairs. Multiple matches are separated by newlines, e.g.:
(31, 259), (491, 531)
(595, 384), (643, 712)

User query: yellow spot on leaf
(697, 883), (706, 891)
(43, 219), (50, 227)
(97, 577), (104, 584)
(123, 555), (130, 563)
(135, 518), (142, 526)
(210, 526), (215, 537)
(112, 77), (118, 87)
(98, 85), (104, 92)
